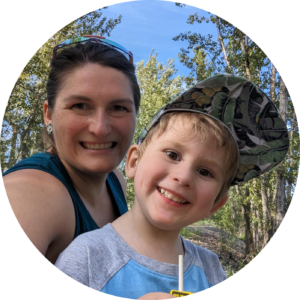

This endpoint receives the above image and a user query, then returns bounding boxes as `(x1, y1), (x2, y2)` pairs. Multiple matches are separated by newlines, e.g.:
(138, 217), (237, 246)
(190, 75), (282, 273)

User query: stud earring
(46, 123), (53, 135)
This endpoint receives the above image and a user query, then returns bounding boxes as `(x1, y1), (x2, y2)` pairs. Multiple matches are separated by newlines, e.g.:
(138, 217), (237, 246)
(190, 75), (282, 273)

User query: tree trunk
(216, 18), (233, 73)
(20, 90), (46, 159)
(236, 186), (253, 255)
(7, 124), (18, 169)
(241, 201), (253, 255)
(274, 77), (288, 227)
(261, 175), (272, 247)
(237, 30), (251, 80)
(275, 172), (286, 227)
(286, 111), (296, 202)
(270, 64), (276, 102)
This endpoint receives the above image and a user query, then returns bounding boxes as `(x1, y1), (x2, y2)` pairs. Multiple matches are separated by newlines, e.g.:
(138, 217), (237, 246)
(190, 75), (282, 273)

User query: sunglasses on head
(52, 35), (133, 64)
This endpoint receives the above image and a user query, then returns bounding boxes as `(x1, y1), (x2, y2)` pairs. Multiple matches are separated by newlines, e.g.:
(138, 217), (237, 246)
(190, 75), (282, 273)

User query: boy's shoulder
(59, 223), (126, 258)
(55, 224), (130, 289)
(182, 237), (227, 285)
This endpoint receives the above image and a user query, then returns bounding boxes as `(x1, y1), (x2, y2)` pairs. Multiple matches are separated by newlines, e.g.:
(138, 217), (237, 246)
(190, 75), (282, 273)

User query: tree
(1, 8), (122, 171)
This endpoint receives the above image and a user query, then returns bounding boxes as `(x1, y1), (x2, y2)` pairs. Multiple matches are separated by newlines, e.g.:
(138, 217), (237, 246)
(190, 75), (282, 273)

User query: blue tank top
(3, 152), (128, 239)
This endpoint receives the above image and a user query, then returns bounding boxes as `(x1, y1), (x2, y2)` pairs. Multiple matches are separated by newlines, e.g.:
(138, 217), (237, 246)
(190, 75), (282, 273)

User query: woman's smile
(80, 142), (116, 150)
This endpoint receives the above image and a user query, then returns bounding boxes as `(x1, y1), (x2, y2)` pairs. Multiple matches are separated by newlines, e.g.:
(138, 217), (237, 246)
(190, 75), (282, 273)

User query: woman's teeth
(158, 188), (188, 204)
(82, 142), (113, 150)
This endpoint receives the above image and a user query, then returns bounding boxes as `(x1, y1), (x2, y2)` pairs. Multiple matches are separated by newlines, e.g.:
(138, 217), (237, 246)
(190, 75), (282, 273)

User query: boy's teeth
(83, 142), (113, 150)
(159, 188), (187, 204)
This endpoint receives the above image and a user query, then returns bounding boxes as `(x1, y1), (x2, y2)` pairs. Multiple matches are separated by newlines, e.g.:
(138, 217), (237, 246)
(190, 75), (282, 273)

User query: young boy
(55, 74), (288, 299)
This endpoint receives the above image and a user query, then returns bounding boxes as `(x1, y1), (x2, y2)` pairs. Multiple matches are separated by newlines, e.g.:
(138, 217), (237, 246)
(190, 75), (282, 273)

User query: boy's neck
(112, 204), (184, 264)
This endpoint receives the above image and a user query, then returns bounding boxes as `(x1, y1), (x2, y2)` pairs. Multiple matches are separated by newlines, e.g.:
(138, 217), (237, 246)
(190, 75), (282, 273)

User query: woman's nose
(88, 110), (111, 136)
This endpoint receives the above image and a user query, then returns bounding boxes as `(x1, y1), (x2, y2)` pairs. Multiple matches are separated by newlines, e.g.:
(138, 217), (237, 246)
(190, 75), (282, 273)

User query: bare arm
(3, 169), (76, 263)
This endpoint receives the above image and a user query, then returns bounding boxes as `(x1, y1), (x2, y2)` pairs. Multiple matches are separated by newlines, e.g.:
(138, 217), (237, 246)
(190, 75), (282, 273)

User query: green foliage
(223, 261), (235, 278)
(135, 50), (185, 139)
(180, 227), (194, 240)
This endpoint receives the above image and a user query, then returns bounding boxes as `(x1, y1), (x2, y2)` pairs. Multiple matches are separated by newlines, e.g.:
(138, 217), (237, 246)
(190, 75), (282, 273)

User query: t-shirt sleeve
(55, 238), (90, 286)
(197, 246), (227, 285)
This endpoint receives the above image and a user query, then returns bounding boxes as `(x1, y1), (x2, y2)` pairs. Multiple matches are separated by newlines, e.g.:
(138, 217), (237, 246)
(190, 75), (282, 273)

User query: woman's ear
(125, 144), (139, 179)
(43, 100), (52, 125)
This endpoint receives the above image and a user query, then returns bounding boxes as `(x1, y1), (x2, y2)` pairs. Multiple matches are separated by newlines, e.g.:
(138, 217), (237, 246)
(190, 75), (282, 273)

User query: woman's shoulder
(3, 158), (72, 216)
(3, 157), (76, 261)
(3, 151), (71, 205)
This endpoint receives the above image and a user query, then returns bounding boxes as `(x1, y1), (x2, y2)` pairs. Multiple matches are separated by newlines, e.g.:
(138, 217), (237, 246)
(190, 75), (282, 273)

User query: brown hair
(137, 112), (239, 202)
(44, 41), (140, 154)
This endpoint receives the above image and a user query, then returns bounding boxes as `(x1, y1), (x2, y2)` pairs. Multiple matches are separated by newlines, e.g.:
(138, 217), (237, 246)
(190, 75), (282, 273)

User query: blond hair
(137, 112), (239, 202)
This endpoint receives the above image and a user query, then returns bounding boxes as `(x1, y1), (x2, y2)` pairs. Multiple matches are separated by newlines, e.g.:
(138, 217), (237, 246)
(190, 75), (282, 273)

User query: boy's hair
(137, 112), (239, 202)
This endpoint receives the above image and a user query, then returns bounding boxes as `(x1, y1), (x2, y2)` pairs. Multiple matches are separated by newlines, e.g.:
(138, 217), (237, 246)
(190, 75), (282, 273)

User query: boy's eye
(198, 168), (212, 177)
(166, 151), (180, 161)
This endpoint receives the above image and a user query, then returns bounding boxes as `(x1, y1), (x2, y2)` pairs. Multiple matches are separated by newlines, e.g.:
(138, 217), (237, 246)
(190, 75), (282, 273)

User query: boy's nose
(172, 166), (192, 187)
(88, 110), (111, 136)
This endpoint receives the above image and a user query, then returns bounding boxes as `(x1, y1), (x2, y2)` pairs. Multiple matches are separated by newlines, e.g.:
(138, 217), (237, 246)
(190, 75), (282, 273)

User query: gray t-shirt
(55, 223), (226, 299)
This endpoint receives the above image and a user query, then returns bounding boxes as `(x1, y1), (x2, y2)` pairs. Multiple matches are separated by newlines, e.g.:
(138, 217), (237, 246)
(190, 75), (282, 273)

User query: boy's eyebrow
(198, 157), (223, 172)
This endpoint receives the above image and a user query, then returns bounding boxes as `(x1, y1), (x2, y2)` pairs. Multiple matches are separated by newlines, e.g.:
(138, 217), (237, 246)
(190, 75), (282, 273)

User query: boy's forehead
(159, 116), (212, 145)
(163, 115), (206, 140)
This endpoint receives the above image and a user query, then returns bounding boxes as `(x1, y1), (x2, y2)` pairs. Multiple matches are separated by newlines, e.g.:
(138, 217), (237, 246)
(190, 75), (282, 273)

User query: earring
(46, 123), (53, 135)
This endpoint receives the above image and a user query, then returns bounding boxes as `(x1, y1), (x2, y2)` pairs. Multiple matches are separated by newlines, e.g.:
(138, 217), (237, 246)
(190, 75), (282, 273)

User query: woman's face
(44, 63), (136, 177)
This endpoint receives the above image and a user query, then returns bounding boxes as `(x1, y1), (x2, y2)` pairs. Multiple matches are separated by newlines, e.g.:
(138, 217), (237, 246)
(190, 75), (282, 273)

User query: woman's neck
(60, 158), (109, 207)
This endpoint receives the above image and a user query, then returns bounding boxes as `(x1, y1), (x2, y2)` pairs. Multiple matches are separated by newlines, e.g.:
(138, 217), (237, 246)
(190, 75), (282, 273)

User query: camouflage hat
(137, 73), (289, 185)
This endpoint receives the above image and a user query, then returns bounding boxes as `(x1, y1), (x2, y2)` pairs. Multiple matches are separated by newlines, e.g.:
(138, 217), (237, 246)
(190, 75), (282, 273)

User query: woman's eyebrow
(109, 98), (135, 105)
(63, 95), (91, 102)
(63, 96), (134, 104)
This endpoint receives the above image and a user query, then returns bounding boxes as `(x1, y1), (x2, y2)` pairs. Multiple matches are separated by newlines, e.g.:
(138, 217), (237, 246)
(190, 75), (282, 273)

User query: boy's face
(126, 117), (229, 231)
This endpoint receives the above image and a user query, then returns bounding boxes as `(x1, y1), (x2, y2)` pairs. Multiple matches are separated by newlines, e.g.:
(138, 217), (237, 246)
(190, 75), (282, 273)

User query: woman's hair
(137, 112), (239, 203)
(44, 41), (141, 152)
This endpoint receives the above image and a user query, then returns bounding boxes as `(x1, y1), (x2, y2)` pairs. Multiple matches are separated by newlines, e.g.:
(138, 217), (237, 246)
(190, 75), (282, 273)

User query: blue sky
(97, 1), (213, 77)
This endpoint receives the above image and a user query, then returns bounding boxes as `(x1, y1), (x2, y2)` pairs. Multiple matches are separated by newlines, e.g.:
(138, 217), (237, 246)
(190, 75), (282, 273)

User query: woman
(4, 35), (175, 300)
(3, 36), (140, 264)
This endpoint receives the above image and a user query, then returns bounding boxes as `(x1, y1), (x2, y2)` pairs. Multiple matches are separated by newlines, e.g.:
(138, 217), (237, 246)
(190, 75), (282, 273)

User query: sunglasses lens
(99, 38), (132, 60)
(53, 36), (132, 63)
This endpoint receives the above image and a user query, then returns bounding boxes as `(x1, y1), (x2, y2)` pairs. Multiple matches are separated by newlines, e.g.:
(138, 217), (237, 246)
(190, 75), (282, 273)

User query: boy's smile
(126, 116), (229, 232)
(158, 187), (189, 205)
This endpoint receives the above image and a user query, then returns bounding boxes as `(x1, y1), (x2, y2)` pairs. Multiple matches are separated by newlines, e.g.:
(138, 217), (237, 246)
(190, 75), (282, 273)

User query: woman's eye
(72, 103), (87, 110)
(166, 151), (180, 161)
(113, 105), (128, 112)
(198, 168), (212, 177)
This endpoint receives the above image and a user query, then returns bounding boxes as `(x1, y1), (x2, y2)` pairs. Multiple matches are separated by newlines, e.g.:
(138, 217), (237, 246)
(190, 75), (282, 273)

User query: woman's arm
(3, 169), (76, 263)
